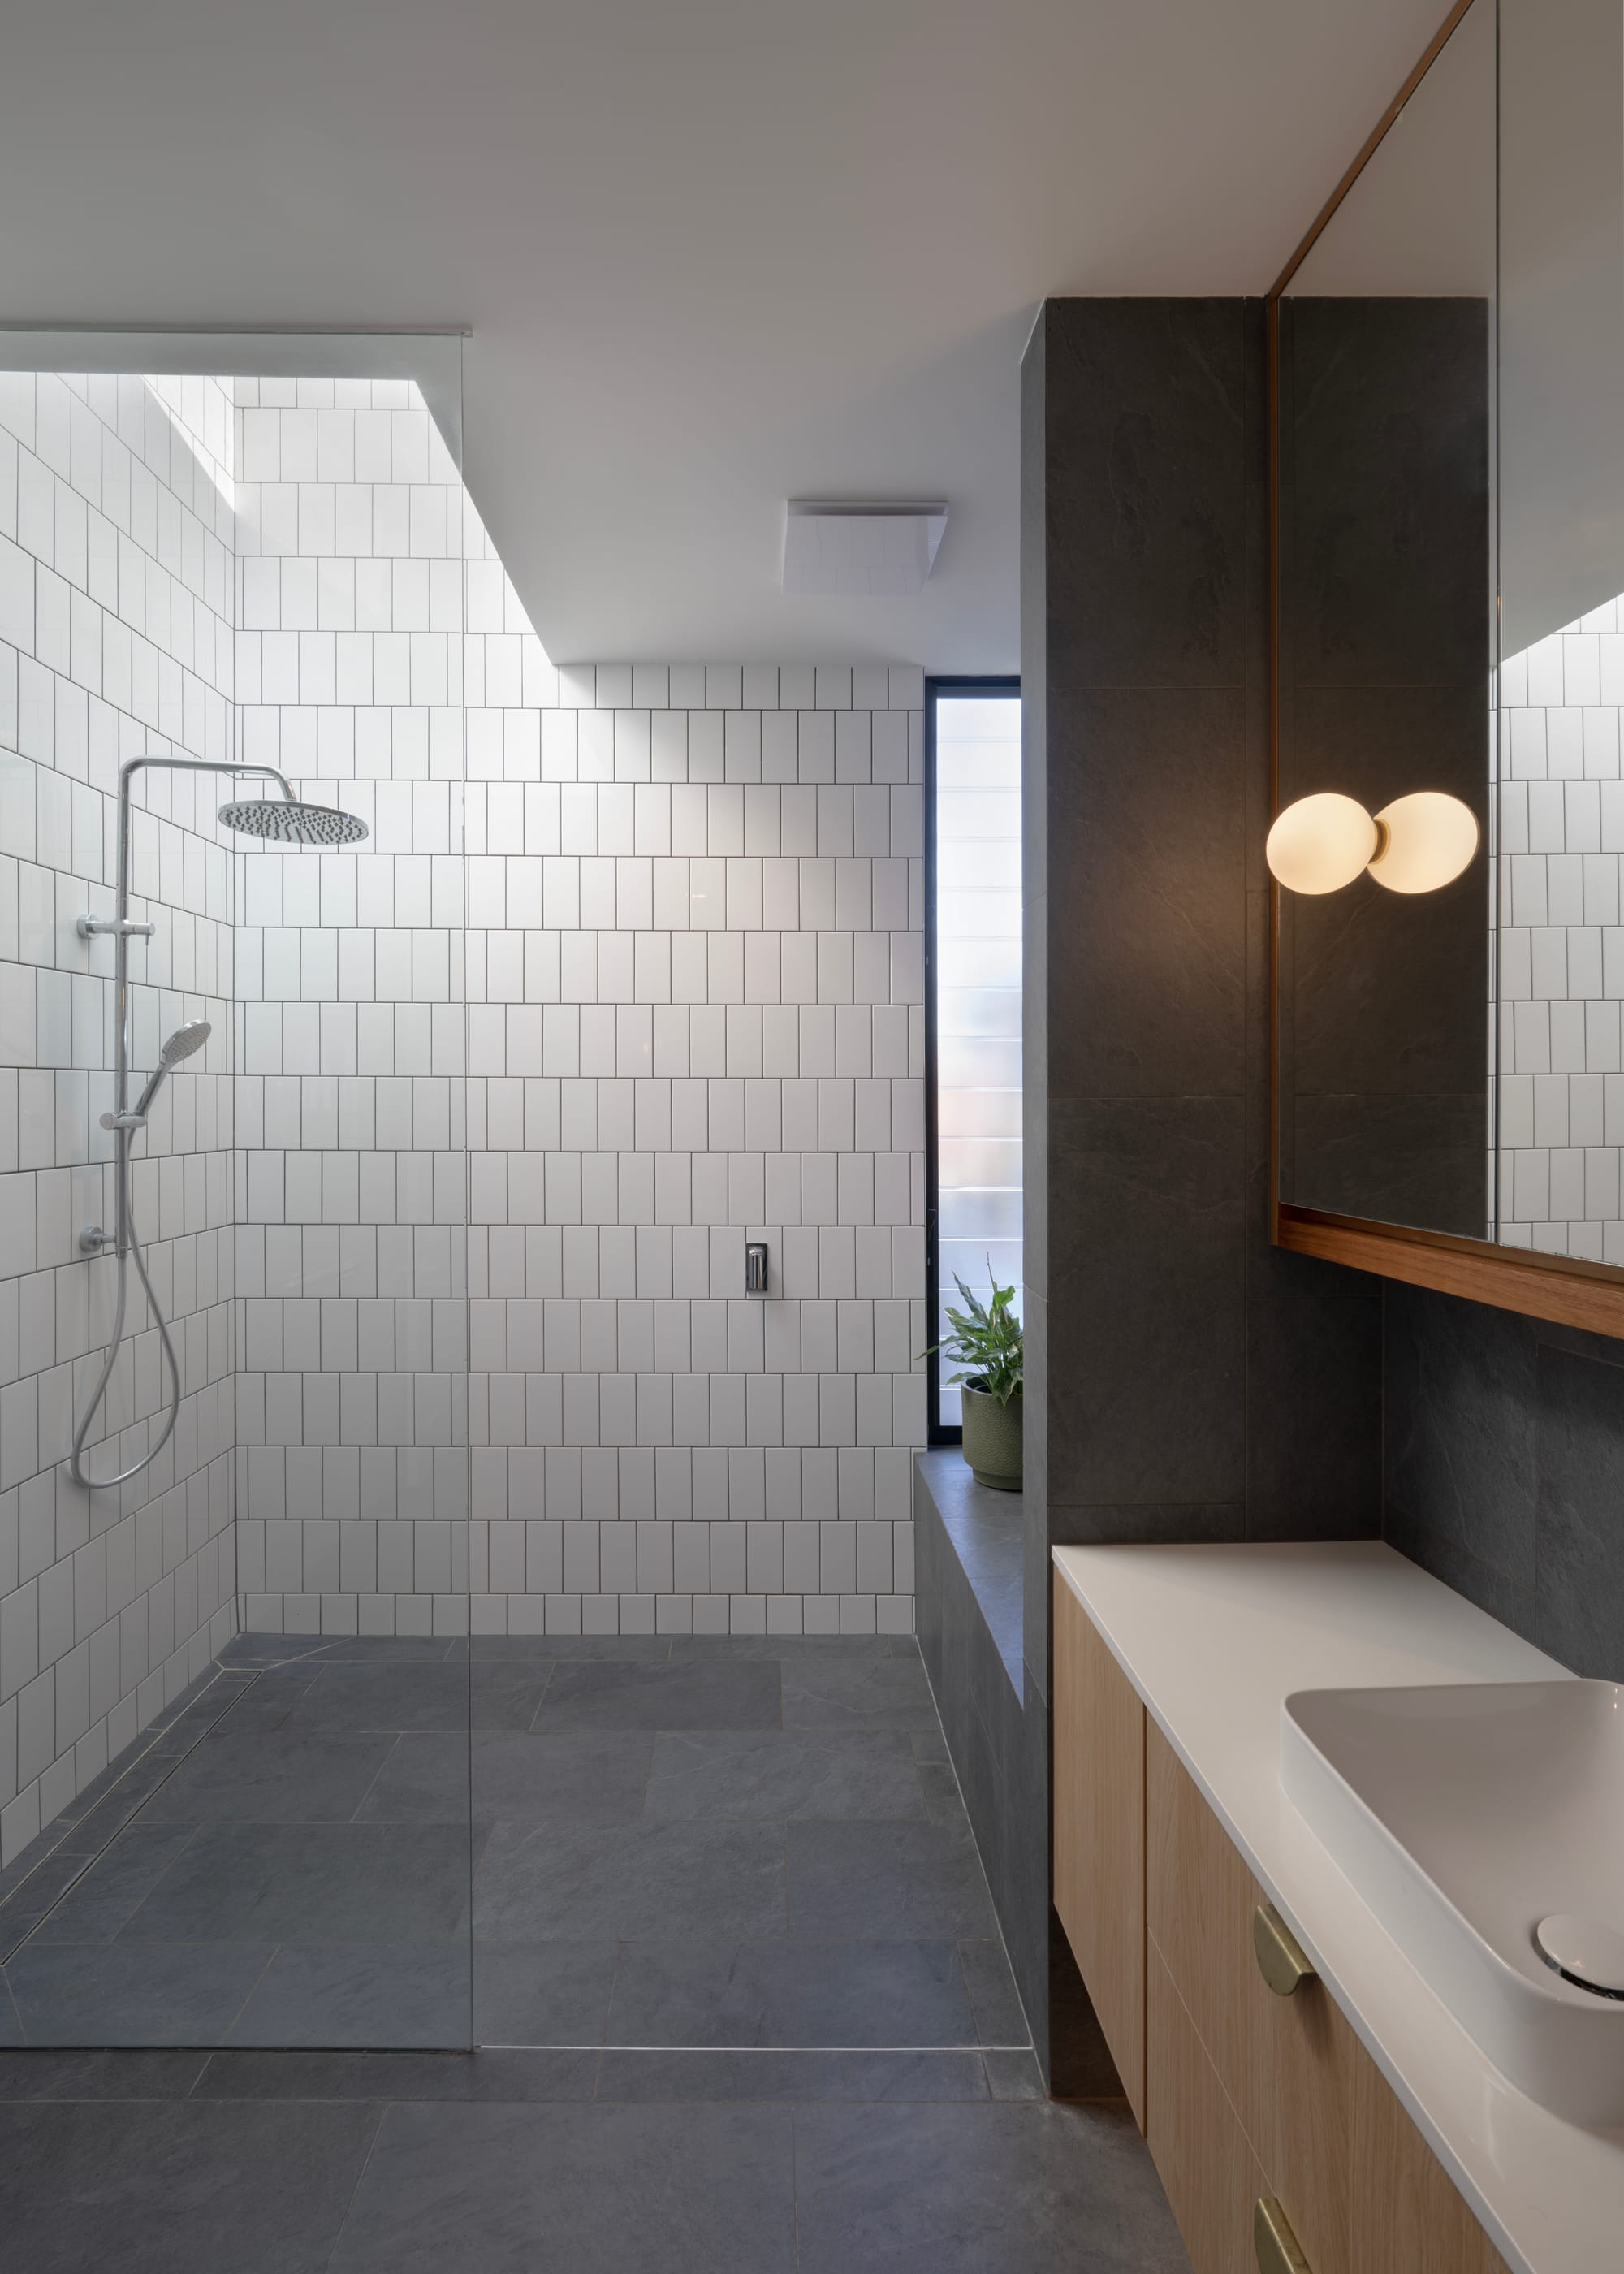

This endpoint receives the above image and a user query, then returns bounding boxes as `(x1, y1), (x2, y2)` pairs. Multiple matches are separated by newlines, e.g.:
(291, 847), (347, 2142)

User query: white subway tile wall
(228, 376), (474, 1646)
(227, 380), (927, 1645)
(1497, 599), (1624, 1260)
(0, 373), (239, 1865)
(461, 651), (927, 1640)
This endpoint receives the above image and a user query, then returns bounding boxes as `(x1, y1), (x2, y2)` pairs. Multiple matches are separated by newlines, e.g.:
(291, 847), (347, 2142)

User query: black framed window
(924, 677), (1022, 1442)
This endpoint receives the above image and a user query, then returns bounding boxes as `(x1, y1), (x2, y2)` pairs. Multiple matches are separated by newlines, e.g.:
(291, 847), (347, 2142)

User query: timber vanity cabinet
(1053, 1577), (1510, 2274)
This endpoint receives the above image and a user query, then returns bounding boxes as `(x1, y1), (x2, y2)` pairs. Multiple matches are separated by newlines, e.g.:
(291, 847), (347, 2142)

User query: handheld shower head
(132, 1020), (213, 1119)
(219, 798), (368, 845)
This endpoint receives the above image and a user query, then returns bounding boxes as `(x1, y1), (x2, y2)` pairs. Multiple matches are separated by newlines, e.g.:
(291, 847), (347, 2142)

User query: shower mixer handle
(78, 914), (155, 939)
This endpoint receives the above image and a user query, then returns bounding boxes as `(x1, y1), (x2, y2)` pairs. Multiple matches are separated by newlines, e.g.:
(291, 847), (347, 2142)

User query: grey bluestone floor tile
(0, 1827), (69, 1905)
(0, 1850), (89, 1948)
(57, 1757), (180, 1855)
(301, 1636), (458, 1663)
(917, 1760), (974, 1827)
(911, 1727), (950, 1764)
(957, 1939), (1031, 2046)
(217, 1635), (328, 1667)
(0, 2047), (208, 2099)
(473, 1941), (620, 2044)
(0, 1979), (21, 2044)
(208, 1671), (319, 1733)
(786, 1821), (999, 1941)
(228, 1943), (473, 2048)
(140, 1731), (398, 1823)
(4, 1943), (274, 2046)
(643, 1729), (923, 1821)
(117, 1823), (472, 1944)
(192, 2045), (599, 2102)
(603, 1939), (978, 2048)
(281, 1662), (545, 1733)
(463, 1635), (675, 1661)
(26, 1824), (195, 1943)
(667, 1634), (912, 1658)
(327, 2101), (797, 2274)
(781, 1656), (943, 1732)
(348, 1732), (476, 1822)
(792, 2101), (1192, 2273)
(149, 1679), (258, 1757)
(533, 1656), (781, 1732)
(0, 2098), (382, 2274)
(594, 2048), (991, 2101)
(983, 2047), (1047, 2100)
(470, 1731), (653, 1823)
(475, 1819), (786, 1943)
(54, 1751), (145, 1825)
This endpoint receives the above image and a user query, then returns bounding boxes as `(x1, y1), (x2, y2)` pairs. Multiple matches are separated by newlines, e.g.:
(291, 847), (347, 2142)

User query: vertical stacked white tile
(464, 652), (927, 1637)
(0, 373), (238, 1863)
(1497, 598), (1624, 1259)
(230, 378), (469, 1638)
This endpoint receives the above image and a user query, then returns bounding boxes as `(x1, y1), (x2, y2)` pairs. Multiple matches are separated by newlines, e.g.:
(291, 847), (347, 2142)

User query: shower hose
(66, 1121), (184, 1492)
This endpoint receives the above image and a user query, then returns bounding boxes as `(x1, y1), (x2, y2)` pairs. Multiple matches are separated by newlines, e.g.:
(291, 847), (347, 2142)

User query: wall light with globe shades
(1265, 789), (1478, 896)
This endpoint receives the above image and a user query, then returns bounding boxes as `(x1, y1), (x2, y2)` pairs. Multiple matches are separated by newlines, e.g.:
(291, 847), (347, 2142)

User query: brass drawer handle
(1255, 2197), (1311, 2274)
(1253, 1901), (1315, 1996)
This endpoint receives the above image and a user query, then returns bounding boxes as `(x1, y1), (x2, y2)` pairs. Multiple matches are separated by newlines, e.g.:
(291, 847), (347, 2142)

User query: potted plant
(922, 1267), (1023, 1491)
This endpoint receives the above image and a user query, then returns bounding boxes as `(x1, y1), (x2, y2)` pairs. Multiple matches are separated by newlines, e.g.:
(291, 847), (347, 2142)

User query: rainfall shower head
(132, 1020), (213, 1119)
(218, 798), (369, 845)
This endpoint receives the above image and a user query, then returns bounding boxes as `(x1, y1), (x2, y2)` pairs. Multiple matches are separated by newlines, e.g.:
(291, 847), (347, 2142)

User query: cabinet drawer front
(1053, 1576), (1146, 2124)
(1350, 2038), (1511, 2274)
(1147, 1723), (1352, 2274)
(1147, 1942), (1268, 2274)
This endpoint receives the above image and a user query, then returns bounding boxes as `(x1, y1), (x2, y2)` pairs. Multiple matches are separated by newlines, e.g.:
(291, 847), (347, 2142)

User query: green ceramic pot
(960, 1384), (1022, 1491)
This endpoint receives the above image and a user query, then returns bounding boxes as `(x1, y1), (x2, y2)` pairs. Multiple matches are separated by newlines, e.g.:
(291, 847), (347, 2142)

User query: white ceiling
(1, 0), (1450, 669)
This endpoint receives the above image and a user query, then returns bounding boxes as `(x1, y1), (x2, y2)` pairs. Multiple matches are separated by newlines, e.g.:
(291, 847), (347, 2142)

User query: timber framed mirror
(1270, 0), (1624, 1334)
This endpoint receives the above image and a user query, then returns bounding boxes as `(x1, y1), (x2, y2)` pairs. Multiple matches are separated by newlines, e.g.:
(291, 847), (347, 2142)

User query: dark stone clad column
(1019, 298), (1384, 2081)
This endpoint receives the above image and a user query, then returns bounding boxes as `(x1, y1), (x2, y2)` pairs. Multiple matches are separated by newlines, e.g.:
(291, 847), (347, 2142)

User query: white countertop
(1052, 1539), (1623, 2274)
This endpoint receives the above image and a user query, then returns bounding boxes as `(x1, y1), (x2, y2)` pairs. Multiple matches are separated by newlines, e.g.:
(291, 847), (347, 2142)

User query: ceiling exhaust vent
(782, 502), (948, 597)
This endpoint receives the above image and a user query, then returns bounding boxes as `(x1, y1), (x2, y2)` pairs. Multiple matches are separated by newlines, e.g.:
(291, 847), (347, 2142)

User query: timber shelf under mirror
(1053, 1578), (1510, 2274)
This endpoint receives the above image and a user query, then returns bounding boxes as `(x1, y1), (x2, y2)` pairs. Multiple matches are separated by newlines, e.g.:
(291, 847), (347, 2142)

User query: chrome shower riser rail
(66, 757), (320, 1493)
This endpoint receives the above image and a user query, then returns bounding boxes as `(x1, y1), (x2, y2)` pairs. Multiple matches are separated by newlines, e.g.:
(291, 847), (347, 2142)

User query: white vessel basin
(1281, 1680), (1624, 2125)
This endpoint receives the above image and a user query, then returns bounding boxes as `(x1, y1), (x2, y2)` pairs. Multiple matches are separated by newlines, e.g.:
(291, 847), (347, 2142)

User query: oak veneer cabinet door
(1147, 1723), (1262, 2139)
(1350, 2038), (1512, 2274)
(1053, 1577), (1146, 2122)
(1147, 1724), (1353, 2274)
(1147, 1943), (1269, 2274)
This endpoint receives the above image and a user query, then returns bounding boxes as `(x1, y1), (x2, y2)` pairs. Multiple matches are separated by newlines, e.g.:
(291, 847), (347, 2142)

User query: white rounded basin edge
(1280, 1680), (1624, 2126)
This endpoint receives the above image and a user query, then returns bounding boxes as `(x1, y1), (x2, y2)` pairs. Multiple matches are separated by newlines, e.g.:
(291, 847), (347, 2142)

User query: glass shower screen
(0, 333), (474, 2050)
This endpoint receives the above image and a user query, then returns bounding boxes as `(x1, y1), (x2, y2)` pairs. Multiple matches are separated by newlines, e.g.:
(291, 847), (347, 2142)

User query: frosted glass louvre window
(931, 690), (1022, 1429)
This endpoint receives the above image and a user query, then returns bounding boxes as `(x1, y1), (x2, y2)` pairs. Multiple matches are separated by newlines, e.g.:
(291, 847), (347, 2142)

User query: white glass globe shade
(1265, 793), (1378, 894)
(1368, 792), (1479, 894)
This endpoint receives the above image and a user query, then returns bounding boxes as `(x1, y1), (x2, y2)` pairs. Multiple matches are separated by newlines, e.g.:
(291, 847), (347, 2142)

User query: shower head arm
(119, 755), (300, 804)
